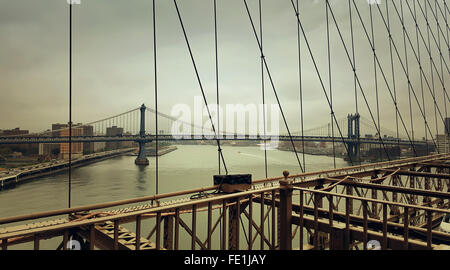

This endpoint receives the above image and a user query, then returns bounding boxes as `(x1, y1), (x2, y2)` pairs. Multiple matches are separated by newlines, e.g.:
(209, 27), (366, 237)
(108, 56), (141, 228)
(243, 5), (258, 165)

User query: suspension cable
(385, 1), (442, 149)
(411, 0), (450, 101)
(293, 0), (394, 165)
(432, 0), (448, 121)
(348, 0), (362, 164)
(258, 0), (268, 178)
(385, 1), (401, 153)
(427, 0), (450, 46)
(398, 0), (450, 138)
(214, 0), (223, 246)
(330, 0), (411, 159)
(400, 0), (416, 148)
(295, 0), (306, 171)
(244, 0), (305, 172)
(173, 0), (229, 174)
(68, 2), (73, 208)
(356, 0), (439, 154)
(425, 0), (450, 67)
(214, 0), (221, 176)
(369, 3), (383, 161)
(325, 0), (337, 168)
(289, 0), (358, 165)
(425, 1), (440, 143)
(413, 0), (429, 154)
(153, 0), (159, 194)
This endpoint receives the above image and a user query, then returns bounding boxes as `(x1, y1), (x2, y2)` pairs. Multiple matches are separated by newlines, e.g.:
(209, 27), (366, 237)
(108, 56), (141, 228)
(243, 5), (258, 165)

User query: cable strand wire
(173, 0), (229, 174)
(244, 0), (305, 172)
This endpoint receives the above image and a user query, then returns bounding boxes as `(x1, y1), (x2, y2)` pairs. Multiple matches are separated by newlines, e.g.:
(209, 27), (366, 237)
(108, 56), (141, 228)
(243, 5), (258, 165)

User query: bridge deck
(0, 154), (449, 250)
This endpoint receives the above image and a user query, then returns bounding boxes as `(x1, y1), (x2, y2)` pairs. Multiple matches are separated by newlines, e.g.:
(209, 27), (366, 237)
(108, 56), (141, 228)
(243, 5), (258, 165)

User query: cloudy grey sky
(0, 0), (448, 139)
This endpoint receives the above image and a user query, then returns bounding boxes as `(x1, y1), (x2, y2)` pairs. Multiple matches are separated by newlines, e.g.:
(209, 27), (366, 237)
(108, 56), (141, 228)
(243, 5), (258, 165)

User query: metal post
(279, 175), (293, 250)
(89, 224), (95, 250)
(228, 198), (240, 250)
(222, 200), (227, 250)
(382, 203), (387, 250)
(63, 231), (68, 251)
(1, 239), (7, 250)
(248, 194), (253, 250)
(34, 234), (40, 250)
(175, 208), (180, 250)
(192, 205), (197, 250)
(427, 210), (433, 249)
(113, 220), (119, 250)
(403, 206), (409, 250)
(260, 192), (265, 250)
(163, 216), (174, 250)
(207, 202), (212, 250)
(299, 190), (304, 250)
(156, 212), (161, 250)
(136, 215), (141, 250)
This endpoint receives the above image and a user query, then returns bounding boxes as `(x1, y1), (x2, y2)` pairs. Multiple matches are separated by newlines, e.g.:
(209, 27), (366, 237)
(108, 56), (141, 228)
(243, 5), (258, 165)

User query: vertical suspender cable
(387, 1), (441, 152)
(411, 0), (450, 105)
(174, 0), (229, 175)
(325, 0), (336, 168)
(289, 0), (354, 166)
(346, 2), (413, 157)
(68, 1), (73, 209)
(214, 0), (221, 176)
(425, 2), (440, 143)
(245, 0), (306, 172)
(153, 0), (159, 194)
(257, 0), (270, 245)
(445, 0), (450, 62)
(433, 0), (448, 122)
(414, 0), (428, 154)
(348, 0), (358, 114)
(348, 0), (361, 164)
(400, 1), (416, 152)
(295, 0), (306, 171)
(328, 1), (396, 160)
(370, 3), (383, 161)
(386, 1), (401, 153)
(213, 0), (222, 247)
(259, 0), (268, 179)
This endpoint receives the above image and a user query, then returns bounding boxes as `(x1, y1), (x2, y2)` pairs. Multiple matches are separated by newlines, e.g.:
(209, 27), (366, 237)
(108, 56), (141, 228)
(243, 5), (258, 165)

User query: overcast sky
(0, 0), (448, 139)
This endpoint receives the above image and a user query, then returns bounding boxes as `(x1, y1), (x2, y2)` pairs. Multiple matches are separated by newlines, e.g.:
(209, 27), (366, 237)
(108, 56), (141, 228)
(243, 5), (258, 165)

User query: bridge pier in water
(135, 104), (149, 166)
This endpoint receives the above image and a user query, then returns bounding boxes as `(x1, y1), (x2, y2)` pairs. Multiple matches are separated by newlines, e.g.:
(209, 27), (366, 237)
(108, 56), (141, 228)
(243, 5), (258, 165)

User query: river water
(0, 145), (348, 249)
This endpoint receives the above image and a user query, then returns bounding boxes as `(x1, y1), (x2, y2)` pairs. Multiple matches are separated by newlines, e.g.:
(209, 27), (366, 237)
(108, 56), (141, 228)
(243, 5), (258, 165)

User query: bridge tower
(135, 104), (149, 166)
(347, 113), (360, 161)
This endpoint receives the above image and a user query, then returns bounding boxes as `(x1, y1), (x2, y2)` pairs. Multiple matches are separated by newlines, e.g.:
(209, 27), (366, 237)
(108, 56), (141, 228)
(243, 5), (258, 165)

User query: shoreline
(0, 148), (135, 191)
(0, 145), (179, 191)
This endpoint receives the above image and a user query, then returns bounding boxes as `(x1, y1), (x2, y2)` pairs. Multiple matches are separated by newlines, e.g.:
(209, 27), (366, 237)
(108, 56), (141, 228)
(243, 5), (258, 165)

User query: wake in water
(236, 151), (288, 165)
